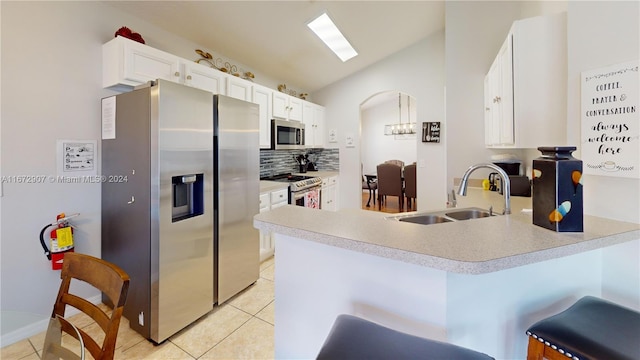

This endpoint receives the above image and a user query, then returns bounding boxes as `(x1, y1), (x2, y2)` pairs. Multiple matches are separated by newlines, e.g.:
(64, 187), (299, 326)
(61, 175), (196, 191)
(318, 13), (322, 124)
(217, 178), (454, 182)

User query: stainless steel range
(262, 173), (322, 208)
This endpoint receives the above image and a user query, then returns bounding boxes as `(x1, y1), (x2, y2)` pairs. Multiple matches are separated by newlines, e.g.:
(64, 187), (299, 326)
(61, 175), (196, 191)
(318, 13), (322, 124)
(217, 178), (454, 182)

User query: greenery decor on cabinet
(195, 49), (255, 81)
(102, 36), (325, 150)
(278, 84), (308, 100)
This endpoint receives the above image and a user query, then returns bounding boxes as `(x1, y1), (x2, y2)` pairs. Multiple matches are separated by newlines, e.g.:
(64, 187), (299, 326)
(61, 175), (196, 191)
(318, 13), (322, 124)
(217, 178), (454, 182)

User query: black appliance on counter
(489, 161), (531, 197)
(294, 154), (318, 173)
(306, 161), (317, 172)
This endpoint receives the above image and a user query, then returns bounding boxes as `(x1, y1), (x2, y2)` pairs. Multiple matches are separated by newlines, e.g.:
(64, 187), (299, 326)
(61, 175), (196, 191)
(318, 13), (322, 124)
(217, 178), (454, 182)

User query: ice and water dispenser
(172, 174), (204, 222)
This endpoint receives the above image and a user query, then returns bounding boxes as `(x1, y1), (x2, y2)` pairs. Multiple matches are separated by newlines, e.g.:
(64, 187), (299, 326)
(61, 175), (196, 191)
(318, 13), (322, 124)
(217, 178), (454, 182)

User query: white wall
(567, 1), (640, 224)
(444, 2), (571, 187)
(566, 1), (640, 309)
(444, 1), (522, 186)
(361, 93), (417, 176)
(446, 0), (639, 312)
(314, 31), (446, 211)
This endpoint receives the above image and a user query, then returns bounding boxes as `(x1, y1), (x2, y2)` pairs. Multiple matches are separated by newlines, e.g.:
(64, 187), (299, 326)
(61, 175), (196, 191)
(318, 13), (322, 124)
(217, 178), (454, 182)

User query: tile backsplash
(260, 148), (339, 178)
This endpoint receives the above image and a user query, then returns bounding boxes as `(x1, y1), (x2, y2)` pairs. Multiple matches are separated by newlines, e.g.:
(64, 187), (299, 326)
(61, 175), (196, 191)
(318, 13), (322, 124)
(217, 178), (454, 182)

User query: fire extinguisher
(39, 213), (79, 270)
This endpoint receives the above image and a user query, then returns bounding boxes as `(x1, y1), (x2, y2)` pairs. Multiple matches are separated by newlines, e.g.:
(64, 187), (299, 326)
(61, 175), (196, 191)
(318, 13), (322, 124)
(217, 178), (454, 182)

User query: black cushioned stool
(316, 314), (494, 360)
(526, 296), (640, 360)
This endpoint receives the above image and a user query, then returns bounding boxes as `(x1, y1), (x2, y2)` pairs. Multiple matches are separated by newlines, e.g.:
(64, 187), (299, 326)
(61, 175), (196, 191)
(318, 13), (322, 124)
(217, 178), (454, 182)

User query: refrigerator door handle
(181, 175), (197, 184)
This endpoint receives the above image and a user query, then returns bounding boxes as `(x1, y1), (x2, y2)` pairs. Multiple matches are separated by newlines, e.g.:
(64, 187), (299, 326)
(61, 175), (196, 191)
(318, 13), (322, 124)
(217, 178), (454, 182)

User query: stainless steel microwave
(271, 119), (305, 150)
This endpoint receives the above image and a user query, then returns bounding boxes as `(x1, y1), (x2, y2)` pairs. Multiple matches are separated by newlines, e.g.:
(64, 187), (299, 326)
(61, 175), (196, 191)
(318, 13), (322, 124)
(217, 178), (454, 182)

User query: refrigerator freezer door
(154, 80), (214, 342)
(214, 95), (260, 304)
(103, 79), (215, 344)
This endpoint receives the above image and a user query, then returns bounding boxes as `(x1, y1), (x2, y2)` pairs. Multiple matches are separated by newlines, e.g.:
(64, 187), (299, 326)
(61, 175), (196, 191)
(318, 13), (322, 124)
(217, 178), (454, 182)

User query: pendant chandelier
(384, 93), (416, 136)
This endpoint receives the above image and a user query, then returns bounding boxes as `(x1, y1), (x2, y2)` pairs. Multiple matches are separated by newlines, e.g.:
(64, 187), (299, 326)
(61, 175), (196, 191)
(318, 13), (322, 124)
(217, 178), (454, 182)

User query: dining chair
(377, 163), (404, 211)
(48, 252), (130, 360)
(404, 163), (417, 211)
(384, 159), (405, 167)
(362, 164), (377, 207)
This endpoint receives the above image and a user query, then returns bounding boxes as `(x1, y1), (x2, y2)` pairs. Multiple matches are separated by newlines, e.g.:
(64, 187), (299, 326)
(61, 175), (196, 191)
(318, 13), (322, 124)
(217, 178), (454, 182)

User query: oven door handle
(292, 186), (321, 200)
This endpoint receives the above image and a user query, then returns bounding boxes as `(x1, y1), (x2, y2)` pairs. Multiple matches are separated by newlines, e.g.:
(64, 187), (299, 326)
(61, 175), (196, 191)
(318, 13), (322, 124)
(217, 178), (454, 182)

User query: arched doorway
(360, 91), (417, 212)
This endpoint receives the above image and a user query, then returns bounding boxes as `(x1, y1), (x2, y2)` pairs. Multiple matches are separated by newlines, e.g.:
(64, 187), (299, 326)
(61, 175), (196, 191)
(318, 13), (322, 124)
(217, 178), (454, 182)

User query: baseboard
(0, 294), (102, 348)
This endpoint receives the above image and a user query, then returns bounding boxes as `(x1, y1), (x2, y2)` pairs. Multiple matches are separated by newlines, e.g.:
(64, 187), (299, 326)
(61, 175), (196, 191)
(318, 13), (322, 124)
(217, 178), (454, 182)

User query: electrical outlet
(345, 134), (355, 148)
(138, 311), (144, 326)
(328, 129), (337, 143)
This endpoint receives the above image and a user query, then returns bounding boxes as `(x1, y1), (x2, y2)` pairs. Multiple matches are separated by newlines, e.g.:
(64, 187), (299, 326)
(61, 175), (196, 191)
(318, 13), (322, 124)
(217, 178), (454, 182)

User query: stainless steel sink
(398, 215), (453, 225)
(445, 209), (492, 220)
(387, 207), (496, 225)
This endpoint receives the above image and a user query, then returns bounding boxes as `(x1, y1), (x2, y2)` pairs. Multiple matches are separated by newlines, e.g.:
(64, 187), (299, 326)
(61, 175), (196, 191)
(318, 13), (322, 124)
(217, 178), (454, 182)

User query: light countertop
(253, 188), (640, 274)
(260, 180), (289, 193)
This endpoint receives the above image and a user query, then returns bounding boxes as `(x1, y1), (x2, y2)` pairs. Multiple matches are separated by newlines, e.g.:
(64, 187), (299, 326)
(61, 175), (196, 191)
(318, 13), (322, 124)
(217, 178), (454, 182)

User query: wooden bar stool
(526, 296), (640, 360)
(317, 314), (494, 359)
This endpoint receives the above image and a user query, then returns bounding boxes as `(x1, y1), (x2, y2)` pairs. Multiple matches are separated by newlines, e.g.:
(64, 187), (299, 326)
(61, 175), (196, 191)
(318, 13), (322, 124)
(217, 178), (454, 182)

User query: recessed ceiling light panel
(307, 12), (358, 62)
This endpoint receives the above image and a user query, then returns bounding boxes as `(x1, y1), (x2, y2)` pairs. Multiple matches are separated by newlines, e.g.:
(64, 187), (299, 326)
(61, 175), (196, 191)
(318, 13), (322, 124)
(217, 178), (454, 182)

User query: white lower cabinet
(259, 187), (288, 261)
(320, 176), (338, 211)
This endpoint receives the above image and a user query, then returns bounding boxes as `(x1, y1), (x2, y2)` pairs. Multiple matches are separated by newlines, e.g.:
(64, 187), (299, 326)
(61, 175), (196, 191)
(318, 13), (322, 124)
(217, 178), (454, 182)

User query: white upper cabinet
(103, 36), (229, 93)
(252, 84), (273, 149)
(226, 76), (253, 101)
(303, 102), (325, 148)
(103, 36), (182, 88)
(484, 12), (567, 149)
(273, 92), (302, 121)
(183, 62), (226, 94)
(484, 35), (514, 147)
(103, 36), (323, 150)
(288, 97), (303, 121)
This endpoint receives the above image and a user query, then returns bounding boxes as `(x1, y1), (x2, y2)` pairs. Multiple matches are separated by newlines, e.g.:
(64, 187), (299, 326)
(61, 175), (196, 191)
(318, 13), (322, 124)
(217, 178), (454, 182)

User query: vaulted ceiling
(103, 1), (445, 93)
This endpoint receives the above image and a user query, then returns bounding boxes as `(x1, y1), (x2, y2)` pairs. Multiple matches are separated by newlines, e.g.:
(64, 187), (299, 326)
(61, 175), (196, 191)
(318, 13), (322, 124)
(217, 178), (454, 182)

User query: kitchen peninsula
(253, 190), (640, 359)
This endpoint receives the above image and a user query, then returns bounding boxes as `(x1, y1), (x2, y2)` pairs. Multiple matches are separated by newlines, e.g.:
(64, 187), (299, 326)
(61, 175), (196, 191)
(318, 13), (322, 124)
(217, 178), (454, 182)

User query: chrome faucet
(457, 163), (511, 215)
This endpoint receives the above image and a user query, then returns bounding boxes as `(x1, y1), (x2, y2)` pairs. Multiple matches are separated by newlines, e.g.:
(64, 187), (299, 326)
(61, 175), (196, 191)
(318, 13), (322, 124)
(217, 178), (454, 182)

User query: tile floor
(1, 257), (275, 360)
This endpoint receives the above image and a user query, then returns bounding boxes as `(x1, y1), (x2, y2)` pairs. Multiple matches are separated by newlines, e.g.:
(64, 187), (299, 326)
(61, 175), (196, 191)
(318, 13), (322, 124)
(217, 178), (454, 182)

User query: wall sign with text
(581, 60), (638, 178)
(422, 122), (440, 143)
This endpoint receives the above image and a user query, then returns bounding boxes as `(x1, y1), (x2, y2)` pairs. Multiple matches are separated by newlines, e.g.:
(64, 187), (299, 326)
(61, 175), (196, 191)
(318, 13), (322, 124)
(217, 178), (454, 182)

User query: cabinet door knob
(174, 71), (180, 77)
(186, 75), (192, 80)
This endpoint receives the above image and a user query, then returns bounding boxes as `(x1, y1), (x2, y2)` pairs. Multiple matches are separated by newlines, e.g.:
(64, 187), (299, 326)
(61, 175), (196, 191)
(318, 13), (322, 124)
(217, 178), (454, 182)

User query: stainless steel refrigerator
(101, 79), (259, 343)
